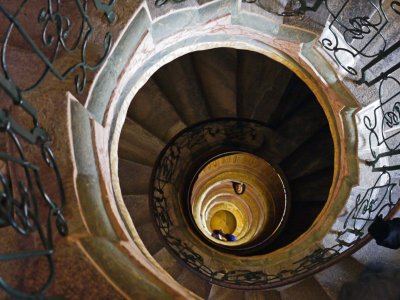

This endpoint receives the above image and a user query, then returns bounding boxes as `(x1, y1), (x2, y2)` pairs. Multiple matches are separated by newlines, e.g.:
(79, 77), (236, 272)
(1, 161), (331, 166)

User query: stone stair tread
(267, 76), (312, 128)
(314, 256), (365, 299)
(127, 78), (186, 142)
(280, 126), (333, 179)
(122, 194), (151, 225)
(352, 240), (400, 269)
(136, 221), (164, 255)
(192, 48), (237, 118)
(236, 50), (292, 121)
(280, 277), (331, 300)
(208, 285), (245, 300)
(244, 290), (282, 300)
(175, 269), (212, 299)
(118, 158), (152, 195)
(153, 54), (210, 125)
(153, 247), (185, 278)
(119, 117), (165, 166)
(267, 202), (324, 252)
(289, 167), (333, 202)
(276, 100), (328, 160)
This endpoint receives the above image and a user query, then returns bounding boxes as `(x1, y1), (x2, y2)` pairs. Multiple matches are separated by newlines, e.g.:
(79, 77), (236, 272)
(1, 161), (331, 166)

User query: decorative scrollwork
(151, 113), (399, 286)
(93, 0), (119, 24)
(0, 78), (68, 298)
(363, 75), (400, 171)
(246, 1), (400, 85)
(0, 1), (119, 298)
(0, 0), (113, 95)
(243, 0), (324, 17)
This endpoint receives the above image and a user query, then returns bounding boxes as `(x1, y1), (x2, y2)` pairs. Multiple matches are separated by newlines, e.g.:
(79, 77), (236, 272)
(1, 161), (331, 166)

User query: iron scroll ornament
(0, 77), (68, 298)
(0, 0), (114, 95)
(0, 0), (118, 297)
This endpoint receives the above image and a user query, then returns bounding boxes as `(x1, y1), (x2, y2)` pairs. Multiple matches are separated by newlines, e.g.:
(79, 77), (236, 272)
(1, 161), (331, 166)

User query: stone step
(136, 221), (164, 255)
(352, 239), (400, 270)
(127, 78), (186, 142)
(119, 117), (165, 166)
(191, 48), (237, 118)
(153, 53), (210, 125)
(279, 126), (333, 179)
(244, 290), (282, 300)
(123, 194), (151, 225)
(118, 158), (153, 195)
(314, 256), (365, 299)
(289, 167), (333, 202)
(276, 99), (328, 161)
(153, 247), (185, 279)
(267, 75), (313, 128)
(268, 202), (324, 252)
(280, 277), (331, 300)
(208, 285), (245, 300)
(236, 50), (292, 122)
(176, 268), (212, 299)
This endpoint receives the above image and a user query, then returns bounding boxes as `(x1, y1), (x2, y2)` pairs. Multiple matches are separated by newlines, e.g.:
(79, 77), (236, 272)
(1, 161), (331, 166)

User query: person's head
(232, 182), (246, 195)
(368, 215), (389, 241)
(212, 229), (224, 240)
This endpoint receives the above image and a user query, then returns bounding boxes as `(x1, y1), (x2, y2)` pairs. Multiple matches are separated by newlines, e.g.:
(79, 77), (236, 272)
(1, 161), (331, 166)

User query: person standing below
(224, 233), (237, 241)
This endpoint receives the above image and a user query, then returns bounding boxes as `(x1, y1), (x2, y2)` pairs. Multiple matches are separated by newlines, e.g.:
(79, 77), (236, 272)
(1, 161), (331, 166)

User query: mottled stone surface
(280, 278), (330, 300)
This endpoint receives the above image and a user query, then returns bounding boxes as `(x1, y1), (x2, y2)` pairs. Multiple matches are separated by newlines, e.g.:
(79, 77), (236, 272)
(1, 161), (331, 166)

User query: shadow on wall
(339, 267), (400, 300)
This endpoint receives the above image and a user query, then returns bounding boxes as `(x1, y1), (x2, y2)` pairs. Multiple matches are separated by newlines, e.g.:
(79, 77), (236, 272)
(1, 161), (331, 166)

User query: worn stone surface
(192, 48), (237, 118)
(153, 53), (210, 125)
(119, 117), (165, 166)
(118, 158), (153, 195)
(127, 78), (186, 142)
(280, 277), (330, 300)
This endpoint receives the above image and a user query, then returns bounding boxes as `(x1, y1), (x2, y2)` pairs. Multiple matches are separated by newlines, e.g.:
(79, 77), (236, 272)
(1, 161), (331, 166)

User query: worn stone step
(119, 117), (165, 166)
(268, 201), (325, 252)
(153, 247), (185, 278)
(352, 238), (400, 270)
(118, 158), (153, 195)
(208, 285), (245, 300)
(289, 167), (333, 202)
(280, 126), (333, 179)
(127, 78), (186, 142)
(267, 75), (313, 128)
(236, 50), (292, 122)
(153, 53), (210, 125)
(315, 256), (365, 299)
(175, 268), (212, 299)
(192, 48), (237, 118)
(276, 99), (328, 161)
(280, 277), (331, 300)
(244, 290), (282, 300)
(122, 194), (152, 225)
(136, 221), (164, 255)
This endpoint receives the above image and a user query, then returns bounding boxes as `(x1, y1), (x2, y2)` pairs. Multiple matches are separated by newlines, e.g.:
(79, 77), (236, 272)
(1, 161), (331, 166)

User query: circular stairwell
(68, 1), (400, 299)
(117, 48), (339, 298)
(3, 0), (400, 298)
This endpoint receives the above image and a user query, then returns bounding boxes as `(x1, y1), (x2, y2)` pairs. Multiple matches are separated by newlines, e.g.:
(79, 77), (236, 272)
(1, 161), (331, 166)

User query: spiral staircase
(1, 0), (400, 299)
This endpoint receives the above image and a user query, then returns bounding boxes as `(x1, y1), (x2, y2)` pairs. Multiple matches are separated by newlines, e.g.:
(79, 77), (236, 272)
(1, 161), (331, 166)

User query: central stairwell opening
(117, 48), (335, 297)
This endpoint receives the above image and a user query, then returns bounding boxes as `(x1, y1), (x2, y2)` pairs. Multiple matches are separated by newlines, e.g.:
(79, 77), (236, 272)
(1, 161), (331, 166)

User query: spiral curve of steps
(116, 48), (392, 299)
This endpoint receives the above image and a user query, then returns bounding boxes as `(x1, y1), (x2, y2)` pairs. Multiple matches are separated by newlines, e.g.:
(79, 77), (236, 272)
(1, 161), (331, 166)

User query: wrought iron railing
(0, 1), (117, 298)
(149, 0), (400, 289)
(150, 119), (331, 288)
(1, 0), (399, 296)
(241, 0), (400, 262)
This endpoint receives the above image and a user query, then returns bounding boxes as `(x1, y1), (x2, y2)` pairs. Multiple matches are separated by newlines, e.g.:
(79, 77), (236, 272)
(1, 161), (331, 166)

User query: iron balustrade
(150, 0), (400, 288)
(0, 0), (118, 298)
(0, 0), (399, 296)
